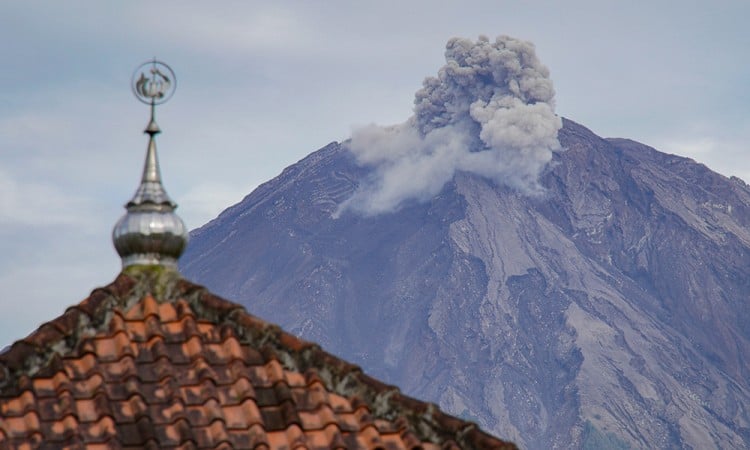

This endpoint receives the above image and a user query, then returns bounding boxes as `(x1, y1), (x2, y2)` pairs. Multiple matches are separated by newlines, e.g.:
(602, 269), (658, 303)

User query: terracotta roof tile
(0, 270), (516, 449)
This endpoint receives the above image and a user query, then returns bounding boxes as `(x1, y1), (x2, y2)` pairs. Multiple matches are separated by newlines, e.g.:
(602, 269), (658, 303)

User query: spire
(112, 60), (188, 269)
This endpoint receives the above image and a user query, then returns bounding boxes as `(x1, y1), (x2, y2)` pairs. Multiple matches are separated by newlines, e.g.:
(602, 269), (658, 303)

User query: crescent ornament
(131, 60), (176, 105)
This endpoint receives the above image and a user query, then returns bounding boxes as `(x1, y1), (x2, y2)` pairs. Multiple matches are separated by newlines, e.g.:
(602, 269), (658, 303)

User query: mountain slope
(181, 119), (750, 449)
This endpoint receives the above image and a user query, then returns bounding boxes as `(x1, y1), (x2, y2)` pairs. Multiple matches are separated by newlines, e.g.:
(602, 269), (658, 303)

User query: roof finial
(112, 60), (188, 269)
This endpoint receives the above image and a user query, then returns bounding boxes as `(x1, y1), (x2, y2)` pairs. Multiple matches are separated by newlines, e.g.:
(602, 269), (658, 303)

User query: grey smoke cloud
(340, 35), (563, 216)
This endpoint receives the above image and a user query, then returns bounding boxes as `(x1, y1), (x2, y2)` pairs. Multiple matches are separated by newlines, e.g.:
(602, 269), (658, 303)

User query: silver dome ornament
(113, 60), (188, 269)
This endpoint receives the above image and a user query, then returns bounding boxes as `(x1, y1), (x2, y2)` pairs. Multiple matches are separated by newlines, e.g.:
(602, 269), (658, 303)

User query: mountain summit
(182, 118), (750, 449)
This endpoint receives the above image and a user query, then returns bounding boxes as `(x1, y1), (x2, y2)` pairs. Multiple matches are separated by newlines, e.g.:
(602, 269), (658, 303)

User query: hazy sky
(1, 0), (748, 347)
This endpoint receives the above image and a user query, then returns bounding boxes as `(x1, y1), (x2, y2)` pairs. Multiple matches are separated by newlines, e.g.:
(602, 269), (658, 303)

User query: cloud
(0, 251), (118, 349)
(0, 168), (95, 228)
(151, 4), (312, 57)
(339, 35), (562, 216)
(649, 118), (750, 185)
(663, 139), (750, 185)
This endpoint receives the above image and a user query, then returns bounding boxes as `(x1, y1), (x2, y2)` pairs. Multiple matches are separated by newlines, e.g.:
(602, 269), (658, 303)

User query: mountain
(181, 119), (750, 449)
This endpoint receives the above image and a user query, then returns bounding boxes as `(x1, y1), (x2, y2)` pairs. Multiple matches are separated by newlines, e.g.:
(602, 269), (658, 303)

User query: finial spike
(145, 101), (161, 135)
(141, 136), (163, 184)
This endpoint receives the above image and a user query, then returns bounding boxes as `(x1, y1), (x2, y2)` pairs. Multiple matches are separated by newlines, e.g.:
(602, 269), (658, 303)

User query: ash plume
(340, 35), (563, 216)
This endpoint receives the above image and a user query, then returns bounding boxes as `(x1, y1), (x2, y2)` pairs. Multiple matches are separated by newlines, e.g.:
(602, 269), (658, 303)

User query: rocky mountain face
(181, 119), (750, 449)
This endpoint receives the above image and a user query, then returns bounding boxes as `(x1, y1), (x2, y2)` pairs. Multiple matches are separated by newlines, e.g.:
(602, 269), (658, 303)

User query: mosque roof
(0, 268), (516, 449)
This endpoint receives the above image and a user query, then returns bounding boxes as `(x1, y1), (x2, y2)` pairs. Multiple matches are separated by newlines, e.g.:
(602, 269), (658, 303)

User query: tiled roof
(0, 268), (515, 449)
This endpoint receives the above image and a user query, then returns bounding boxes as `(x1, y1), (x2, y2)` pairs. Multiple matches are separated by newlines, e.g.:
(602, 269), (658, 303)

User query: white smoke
(340, 35), (563, 216)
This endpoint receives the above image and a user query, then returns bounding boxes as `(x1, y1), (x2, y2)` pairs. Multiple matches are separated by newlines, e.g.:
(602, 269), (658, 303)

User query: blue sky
(1, 0), (748, 347)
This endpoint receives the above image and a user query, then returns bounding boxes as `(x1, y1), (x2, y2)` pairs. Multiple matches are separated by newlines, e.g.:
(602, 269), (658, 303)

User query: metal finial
(131, 59), (176, 135)
(113, 59), (187, 270)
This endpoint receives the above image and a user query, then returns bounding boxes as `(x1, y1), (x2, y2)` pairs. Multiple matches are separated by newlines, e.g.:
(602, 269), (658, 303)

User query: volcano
(181, 118), (750, 449)
(182, 34), (749, 449)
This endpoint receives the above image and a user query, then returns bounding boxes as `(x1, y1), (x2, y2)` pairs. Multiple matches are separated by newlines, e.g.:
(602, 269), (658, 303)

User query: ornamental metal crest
(131, 60), (176, 105)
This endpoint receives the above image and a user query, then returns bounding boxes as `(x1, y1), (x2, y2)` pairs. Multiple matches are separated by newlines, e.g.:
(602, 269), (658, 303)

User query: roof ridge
(0, 275), (135, 390)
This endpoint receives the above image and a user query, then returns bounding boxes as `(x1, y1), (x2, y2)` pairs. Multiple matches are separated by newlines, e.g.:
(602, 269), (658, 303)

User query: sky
(1, 0), (748, 348)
